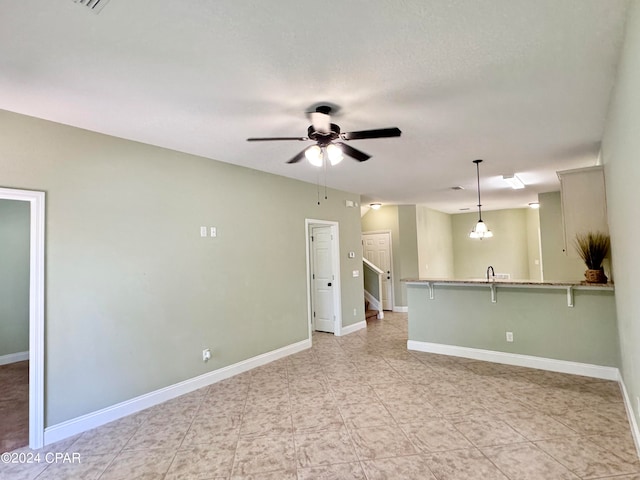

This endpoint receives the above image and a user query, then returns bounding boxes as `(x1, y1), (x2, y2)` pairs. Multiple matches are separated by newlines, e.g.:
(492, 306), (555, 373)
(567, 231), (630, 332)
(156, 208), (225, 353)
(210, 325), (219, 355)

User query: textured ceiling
(0, 0), (629, 213)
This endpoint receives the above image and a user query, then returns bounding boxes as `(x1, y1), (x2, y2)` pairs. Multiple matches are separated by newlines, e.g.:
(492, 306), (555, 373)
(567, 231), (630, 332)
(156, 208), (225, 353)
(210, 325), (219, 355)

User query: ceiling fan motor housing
(307, 124), (340, 146)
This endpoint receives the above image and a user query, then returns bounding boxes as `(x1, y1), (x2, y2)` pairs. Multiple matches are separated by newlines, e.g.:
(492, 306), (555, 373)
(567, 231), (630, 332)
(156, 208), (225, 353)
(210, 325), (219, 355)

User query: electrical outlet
(506, 331), (514, 342)
(202, 348), (211, 362)
(353, 308), (357, 316)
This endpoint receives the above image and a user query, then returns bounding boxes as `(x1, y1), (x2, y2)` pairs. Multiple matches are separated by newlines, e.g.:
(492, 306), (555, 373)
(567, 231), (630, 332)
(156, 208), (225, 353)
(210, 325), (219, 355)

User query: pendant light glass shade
(326, 144), (343, 165)
(469, 220), (493, 238)
(469, 159), (493, 239)
(305, 145), (323, 167)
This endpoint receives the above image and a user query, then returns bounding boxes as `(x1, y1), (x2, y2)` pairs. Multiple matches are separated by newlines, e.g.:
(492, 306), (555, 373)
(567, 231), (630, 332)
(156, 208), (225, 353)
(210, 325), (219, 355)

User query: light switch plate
(200, 226), (207, 237)
(210, 227), (217, 237)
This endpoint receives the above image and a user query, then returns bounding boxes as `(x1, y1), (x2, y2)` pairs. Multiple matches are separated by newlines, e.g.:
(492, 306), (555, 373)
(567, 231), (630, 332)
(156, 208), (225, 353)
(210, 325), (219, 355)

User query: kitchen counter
(403, 278), (613, 307)
(403, 278), (613, 287)
(405, 279), (620, 377)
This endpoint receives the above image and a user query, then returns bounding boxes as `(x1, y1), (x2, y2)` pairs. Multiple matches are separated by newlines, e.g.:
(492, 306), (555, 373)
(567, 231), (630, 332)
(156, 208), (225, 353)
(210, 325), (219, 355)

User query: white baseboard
(619, 374), (640, 459)
(393, 306), (408, 313)
(338, 321), (367, 336)
(407, 340), (619, 381)
(44, 338), (311, 446)
(0, 351), (29, 366)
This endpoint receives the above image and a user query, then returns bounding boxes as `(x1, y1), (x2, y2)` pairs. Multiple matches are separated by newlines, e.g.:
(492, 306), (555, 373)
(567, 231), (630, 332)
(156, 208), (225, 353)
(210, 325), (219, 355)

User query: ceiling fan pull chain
(324, 154), (328, 200)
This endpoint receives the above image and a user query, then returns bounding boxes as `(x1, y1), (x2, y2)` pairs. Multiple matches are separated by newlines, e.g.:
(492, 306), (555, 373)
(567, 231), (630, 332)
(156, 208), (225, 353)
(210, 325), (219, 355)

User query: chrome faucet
(486, 265), (495, 281)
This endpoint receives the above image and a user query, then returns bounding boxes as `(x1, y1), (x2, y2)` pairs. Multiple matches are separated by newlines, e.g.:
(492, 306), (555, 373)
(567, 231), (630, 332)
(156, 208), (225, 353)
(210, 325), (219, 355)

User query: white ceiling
(0, 0), (629, 213)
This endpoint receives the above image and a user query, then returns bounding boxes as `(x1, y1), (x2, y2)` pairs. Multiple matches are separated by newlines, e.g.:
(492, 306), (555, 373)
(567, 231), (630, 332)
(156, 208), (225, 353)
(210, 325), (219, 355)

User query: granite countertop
(403, 278), (613, 288)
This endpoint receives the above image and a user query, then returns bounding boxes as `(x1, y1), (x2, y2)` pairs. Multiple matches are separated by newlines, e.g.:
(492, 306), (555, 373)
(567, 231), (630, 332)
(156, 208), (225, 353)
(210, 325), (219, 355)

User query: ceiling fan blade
(335, 142), (371, 162)
(286, 149), (308, 164)
(311, 111), (331, 134)
(247, 136), (308, 142)
(341, 127), (402, 140)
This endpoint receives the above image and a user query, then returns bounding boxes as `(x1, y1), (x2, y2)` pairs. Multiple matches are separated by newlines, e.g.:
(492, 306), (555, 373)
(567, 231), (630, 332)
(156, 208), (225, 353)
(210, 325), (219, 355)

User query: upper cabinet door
(557, 166), (608, 258)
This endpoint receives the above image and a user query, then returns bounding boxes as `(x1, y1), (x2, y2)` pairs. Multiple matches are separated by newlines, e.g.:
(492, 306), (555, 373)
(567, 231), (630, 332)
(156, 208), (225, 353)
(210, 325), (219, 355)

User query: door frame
(0, 187), (45, 449)
(361, 230), (395, 311)
(305, 219), (342, 337)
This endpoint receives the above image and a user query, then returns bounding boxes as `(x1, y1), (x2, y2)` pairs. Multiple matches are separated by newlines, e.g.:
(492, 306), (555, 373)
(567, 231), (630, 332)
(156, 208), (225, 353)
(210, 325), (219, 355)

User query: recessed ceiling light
(451, 186), (465, 191)
(503, 174), (525, 189)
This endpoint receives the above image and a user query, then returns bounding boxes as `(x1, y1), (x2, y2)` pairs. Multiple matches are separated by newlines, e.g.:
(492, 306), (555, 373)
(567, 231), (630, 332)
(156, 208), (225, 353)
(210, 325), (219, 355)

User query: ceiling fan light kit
(247, 105), (401, 166)
(304, 145), (323, 167)
(326, 144), (344, 166)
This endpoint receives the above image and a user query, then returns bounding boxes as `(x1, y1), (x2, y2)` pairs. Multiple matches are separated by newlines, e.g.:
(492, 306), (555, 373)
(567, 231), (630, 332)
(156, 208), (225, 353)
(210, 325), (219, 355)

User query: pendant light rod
(474, 159), (483, 221)
(470, 159), (493, 239)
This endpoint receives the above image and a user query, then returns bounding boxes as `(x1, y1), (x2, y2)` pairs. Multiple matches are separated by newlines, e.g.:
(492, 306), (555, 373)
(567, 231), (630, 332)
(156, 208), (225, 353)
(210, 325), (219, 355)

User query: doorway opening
(305, 219), (342, 337)
(0, 188), (45, 450)
(362, 231), (394, 311)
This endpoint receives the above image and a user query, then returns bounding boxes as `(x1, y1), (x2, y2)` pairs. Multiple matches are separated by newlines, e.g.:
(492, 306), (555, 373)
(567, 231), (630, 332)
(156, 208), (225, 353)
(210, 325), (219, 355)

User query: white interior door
(362, 232), (393, 310)
(311, 226), (335, 333)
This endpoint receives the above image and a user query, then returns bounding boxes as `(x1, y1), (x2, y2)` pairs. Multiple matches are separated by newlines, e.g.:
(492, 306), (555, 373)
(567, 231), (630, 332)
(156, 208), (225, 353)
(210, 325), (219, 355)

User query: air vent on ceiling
(73, 0), (111, 14)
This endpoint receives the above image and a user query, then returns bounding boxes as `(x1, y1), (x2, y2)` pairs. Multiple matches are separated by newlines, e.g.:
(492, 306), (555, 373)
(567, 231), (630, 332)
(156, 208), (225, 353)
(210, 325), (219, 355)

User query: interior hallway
(2, 313), (639, 479)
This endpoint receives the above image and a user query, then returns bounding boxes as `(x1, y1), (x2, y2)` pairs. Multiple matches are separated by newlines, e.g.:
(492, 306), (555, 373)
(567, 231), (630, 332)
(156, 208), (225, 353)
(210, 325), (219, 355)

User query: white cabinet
(557, 166), (608, 257)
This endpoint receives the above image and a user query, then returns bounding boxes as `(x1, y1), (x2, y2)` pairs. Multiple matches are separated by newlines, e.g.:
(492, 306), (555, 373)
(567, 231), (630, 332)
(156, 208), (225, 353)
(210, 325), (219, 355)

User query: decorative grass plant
(573, 232), (610, 270)
(574, 232), (610, 283)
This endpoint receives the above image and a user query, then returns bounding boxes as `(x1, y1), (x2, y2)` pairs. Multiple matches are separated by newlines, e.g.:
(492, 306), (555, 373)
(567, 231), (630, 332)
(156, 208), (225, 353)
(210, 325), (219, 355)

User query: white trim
(44, 338), (311, 445)
(0, 351), (29, 365)
(619, 374), (640, 459)
(305, 219), (342, 336)
(407, 340), (619, 381)
(393, 306), (408, 313)
(362, 257), (384, 275)
(364, 290), (382, 313)
(337, 321), (366, 336)
(0, 187), (45, 449)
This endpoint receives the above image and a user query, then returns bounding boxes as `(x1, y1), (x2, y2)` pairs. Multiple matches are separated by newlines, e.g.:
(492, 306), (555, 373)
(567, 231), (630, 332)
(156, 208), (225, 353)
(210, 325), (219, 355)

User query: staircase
(365, 299), (379, 322)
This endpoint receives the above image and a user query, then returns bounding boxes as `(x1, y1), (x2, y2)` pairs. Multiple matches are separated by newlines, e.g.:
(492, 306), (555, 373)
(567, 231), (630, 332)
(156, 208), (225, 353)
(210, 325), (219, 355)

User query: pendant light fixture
(469, 159), (493, 239)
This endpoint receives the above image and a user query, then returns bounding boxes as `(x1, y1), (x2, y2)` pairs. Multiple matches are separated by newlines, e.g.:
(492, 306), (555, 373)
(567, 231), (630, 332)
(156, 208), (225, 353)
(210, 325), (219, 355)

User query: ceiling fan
(246, 105), (402, 166)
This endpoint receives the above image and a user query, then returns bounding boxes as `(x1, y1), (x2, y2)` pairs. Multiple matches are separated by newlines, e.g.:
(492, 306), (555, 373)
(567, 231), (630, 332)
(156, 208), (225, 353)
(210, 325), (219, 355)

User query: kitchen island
(404, 278), (620, 379)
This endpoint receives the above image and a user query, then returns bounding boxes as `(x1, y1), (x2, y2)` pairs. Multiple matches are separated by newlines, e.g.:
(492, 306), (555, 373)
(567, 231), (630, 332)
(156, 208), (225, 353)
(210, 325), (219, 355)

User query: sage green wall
(0, 200), (30, 357)
(601, 0), (640, 437)
(361, 205), (419, 307)
(416, 206), (454, 279)
(0, 109), (364, 426)
(452, 209), (530, 280)
(538, 192), (585, 281)
(397, 205), (419, 305)
(408, 284), (620, 367)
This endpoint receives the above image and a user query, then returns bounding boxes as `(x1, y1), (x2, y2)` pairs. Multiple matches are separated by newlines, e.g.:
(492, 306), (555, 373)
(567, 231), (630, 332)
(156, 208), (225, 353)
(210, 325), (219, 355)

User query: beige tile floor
(2, 312), (639, 479)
